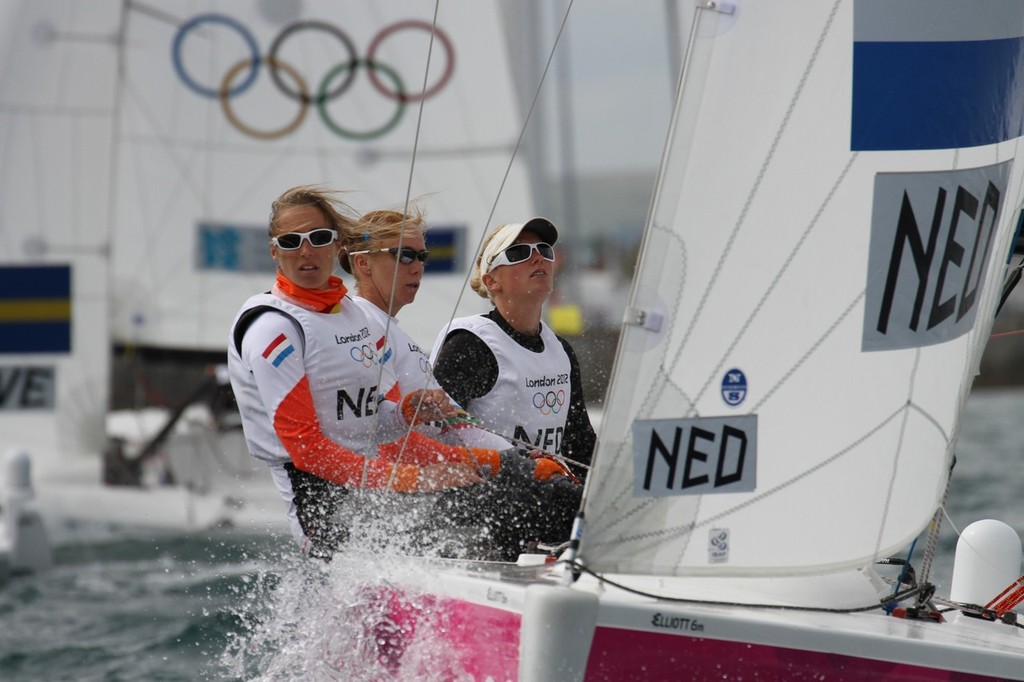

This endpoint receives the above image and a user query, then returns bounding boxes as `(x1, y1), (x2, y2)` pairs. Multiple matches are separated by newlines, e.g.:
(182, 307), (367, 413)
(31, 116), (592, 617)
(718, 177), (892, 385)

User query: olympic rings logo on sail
(350, 344), (378, 367)
(170, 14), (455, 141)
(532, 390), (566, 415)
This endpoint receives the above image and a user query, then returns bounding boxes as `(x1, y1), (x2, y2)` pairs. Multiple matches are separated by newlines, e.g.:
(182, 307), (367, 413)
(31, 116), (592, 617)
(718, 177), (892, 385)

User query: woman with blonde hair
(227, 186), (492, 559)
(343, 208), (583, 560)
(430, 218), (596, 481)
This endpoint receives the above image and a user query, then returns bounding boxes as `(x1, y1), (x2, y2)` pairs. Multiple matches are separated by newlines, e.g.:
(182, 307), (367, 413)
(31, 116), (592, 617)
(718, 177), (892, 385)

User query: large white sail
(581, 0), (1024, 576)
(0, 1), (120, 458)
(0, 0), (533, 463)
(111, 0), (530, 352)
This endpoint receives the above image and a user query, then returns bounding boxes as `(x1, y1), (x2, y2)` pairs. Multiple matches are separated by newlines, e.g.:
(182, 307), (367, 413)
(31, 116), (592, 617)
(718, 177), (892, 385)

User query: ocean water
(2, 387), (1023, 681)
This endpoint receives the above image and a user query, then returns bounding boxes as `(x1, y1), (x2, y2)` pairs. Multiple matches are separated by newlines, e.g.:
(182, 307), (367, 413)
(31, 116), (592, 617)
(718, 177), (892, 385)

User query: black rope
(997, 259), (1024, 316)
(559, 559), (926, 615)
(557, 558), (1024, 632)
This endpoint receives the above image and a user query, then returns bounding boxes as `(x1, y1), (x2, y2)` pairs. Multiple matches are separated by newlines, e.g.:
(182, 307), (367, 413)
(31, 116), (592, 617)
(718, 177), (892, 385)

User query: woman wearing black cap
(430, 218), (596, 483)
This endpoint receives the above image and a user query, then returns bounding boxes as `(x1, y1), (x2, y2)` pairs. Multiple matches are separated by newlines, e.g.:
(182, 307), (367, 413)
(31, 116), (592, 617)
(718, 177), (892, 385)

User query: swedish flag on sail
(0, 265), (71, 353)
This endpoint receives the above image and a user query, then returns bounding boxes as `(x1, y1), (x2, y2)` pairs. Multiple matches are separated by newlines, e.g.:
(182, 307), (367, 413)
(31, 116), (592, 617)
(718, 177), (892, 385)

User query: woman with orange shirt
(227, 186), (491, 558)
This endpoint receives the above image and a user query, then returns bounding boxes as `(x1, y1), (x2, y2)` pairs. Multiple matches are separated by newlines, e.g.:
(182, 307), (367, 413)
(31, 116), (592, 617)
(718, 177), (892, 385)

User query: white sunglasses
(486, 242), (555, 272)
(271, 228), (338, 250)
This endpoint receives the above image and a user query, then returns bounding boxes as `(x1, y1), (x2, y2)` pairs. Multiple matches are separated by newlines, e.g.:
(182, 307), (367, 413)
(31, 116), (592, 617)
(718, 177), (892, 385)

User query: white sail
(0, 0), (534, 532)
(581, 0), (1024, 576)
(0, 1), (120, 459)
(110, 0), (529, 352)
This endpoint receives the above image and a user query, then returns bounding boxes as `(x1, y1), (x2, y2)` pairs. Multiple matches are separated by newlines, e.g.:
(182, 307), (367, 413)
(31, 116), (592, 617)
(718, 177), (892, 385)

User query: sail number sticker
(633, 415), (757, 497)
(863, 161), (1011, 351)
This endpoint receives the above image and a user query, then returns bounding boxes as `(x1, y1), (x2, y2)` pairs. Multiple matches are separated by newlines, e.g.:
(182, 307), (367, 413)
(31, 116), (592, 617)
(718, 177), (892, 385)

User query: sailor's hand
(499, 446), (578, 484)
(401, 389), (458, 425)
(458, 448), (502, 476)
(440, 406), (477, 432)
(498, 446), (541, 480)
(416, 461), (483, 491)
(532, 457), (576, 483)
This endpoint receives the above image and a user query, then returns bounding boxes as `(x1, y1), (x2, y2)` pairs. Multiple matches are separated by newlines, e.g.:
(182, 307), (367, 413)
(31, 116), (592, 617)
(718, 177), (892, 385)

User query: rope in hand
(441, 410), (591, 473)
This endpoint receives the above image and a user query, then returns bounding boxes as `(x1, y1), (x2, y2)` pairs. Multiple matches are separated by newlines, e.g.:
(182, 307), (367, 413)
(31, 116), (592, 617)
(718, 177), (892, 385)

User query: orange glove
(461, 448), (501, 476)
(532, 457), (574, 482)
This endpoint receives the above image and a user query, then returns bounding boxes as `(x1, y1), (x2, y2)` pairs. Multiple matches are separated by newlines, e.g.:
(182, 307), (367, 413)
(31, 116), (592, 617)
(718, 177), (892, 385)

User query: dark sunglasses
(487, 242), (554, 272)
(349, 246), (430, 265)
(271, 228), (338, 250)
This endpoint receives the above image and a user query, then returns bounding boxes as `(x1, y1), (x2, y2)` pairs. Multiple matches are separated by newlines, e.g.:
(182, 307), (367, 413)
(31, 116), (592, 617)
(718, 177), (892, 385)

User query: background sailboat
(0, 0), (535, 546)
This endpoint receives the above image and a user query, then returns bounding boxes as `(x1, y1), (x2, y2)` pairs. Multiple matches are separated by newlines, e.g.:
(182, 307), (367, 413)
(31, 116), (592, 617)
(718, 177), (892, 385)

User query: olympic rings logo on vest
(532, 390), (566, 416)
(171, 14), (455, 141)
(350, 344), (379, 367)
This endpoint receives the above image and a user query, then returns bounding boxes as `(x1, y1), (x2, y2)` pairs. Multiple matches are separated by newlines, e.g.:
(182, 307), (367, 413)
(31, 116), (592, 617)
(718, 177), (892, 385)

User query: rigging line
(887, 538), (919, 612)
(449, 416), (590, 471)
(870, 351), (921, 562)
(940, 504), (962, 538)
(990, 327), (1024, 339)
(126, 0), (187, 28)
(931, 596), (1024, 628)
(562, 560), (928, 614)
(674, 0), (844, 374)
(996, 258), (1024, 316)
(379, 0), (445, 492)
(696, 154), (859, 407)
(915, 456), (957, 604)
(380, 1), (578, 489)
(431, 0), (577, 368)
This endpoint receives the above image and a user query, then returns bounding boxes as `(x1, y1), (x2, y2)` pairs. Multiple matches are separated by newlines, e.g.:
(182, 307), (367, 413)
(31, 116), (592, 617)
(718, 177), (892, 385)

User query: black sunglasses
(349, 246), (430, 265)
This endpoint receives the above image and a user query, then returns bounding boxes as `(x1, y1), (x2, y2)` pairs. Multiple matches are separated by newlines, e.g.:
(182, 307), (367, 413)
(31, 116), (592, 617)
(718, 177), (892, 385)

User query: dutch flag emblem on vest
(262, 333), (294, 367)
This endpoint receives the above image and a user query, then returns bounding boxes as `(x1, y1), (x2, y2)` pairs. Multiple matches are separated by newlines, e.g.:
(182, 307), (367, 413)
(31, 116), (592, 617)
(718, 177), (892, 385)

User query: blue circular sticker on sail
(721, 368), (747, 407)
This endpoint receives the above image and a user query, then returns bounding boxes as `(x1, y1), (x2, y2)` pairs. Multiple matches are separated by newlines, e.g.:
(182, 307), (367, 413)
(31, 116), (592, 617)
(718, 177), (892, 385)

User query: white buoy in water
(4, 449), (53, 573)
(949, 519), (1022, 609)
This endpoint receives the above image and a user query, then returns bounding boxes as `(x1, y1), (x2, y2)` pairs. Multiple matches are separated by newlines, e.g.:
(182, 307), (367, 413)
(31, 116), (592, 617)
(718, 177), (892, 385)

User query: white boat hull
(371, 562), (1024, 681)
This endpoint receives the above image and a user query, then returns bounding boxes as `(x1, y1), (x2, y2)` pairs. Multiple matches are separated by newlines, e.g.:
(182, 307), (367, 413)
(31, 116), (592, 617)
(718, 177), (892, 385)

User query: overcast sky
(535, 1), (682, 176)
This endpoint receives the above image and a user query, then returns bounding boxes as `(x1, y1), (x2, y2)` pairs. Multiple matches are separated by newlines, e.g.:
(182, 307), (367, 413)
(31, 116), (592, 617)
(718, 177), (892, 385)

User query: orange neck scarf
(273, 272), (347, 313)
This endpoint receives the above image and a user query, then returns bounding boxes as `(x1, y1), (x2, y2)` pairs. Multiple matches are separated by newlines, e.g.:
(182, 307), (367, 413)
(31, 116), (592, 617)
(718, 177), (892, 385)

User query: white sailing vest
(431, 315), (572, 454)
(352, 296), (433, 392)
(228, 292), (402, 465)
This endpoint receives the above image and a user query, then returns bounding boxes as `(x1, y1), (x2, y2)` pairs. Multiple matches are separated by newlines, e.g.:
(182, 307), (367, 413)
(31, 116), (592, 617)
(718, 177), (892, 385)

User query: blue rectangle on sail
(196, 223), (276, 273)
(425, 225), (463, 274)
(0, 265), (71, 353)
(0, 264), (70, 298)
(852, 36), (1024, 151)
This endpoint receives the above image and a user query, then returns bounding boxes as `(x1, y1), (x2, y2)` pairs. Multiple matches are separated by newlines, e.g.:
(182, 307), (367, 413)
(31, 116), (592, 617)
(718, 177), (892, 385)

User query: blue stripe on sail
(0, 322), (72, 353)
(852, 37), (1024, 151)
(0, 265), (71, 299)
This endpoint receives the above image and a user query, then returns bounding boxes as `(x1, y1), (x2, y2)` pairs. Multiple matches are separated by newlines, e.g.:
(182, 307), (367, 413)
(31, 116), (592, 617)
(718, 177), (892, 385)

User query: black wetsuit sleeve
(558, 336), (597, 479)
(431, 329), (499, 410)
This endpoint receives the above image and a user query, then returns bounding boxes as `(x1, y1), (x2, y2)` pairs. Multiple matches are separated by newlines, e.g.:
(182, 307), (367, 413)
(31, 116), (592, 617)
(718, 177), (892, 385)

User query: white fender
(949, 519), (1022, 611)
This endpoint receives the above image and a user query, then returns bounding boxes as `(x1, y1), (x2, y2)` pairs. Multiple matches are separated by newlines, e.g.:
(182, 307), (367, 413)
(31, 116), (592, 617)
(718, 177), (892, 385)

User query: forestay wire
(427, 0), (577, 381)
(370, 0), (579, 491)
(365, 0), (445, 491)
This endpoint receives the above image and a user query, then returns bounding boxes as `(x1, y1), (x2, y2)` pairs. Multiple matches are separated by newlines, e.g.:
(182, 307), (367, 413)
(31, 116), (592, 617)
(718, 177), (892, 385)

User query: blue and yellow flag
(0, 265), (71, 353)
